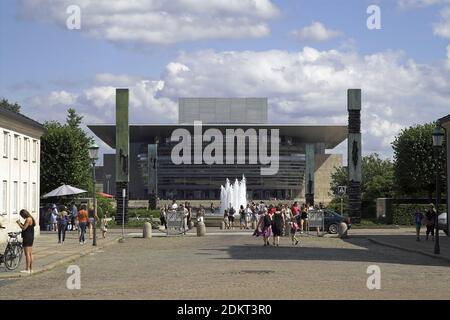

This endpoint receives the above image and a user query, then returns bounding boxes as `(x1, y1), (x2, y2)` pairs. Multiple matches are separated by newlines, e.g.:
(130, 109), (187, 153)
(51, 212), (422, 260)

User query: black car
(307, 209), (352, 234)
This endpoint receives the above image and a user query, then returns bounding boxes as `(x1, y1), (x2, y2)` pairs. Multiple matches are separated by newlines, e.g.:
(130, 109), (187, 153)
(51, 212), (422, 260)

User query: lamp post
(432, 125), (444, 255)
(88, 143), (99, 247)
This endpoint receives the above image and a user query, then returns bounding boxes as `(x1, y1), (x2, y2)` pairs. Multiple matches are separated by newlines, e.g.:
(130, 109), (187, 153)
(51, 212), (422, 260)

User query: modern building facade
(0, 107), (45, 243)
(89, 97), (346, 204)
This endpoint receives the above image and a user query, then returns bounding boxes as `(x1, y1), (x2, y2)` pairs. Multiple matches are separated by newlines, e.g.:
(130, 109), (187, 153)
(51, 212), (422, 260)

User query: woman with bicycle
(16, 209), (35, 274)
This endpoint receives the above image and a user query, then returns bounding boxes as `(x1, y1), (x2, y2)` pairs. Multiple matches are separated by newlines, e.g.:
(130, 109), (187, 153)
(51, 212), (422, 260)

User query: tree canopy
(40, 108), (93, 195)
(392, 122), (446, 200)
(0, 98), (21, 113)
(330, 153), (395, 203)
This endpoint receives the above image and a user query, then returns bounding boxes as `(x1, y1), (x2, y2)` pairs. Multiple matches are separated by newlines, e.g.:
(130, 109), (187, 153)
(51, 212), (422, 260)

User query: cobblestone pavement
(0, 231), (449, 300)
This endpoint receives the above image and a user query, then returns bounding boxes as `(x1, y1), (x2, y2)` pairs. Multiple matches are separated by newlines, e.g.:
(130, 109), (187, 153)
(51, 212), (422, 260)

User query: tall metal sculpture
(115, 89), (129, 224)
(148, 143), (158, 210)
(347, 89), (362, 221)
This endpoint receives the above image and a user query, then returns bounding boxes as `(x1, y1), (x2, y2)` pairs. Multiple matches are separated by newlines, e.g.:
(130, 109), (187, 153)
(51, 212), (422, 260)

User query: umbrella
(42, 184), (87, 198)
(97, 192), (114, 199)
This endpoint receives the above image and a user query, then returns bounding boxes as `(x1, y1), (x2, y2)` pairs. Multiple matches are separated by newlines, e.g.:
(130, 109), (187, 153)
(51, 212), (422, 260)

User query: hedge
(389, 204), (445, 225)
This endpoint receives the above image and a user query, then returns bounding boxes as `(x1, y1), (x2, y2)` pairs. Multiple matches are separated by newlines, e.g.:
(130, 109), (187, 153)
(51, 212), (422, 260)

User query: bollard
(143, 222), (152, 239)
(197, 222), (206, 237)
(338, 222), (348, 239)
(220, 221), (225, 230)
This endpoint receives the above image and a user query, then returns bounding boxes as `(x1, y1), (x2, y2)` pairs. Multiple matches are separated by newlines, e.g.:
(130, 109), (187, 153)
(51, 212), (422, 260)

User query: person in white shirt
(180, 204), (189, 235)
(171, 199), (178, 210)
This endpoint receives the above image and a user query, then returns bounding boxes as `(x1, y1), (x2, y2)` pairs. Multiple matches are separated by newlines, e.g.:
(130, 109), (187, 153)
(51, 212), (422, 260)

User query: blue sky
(0, 0), (449, 158)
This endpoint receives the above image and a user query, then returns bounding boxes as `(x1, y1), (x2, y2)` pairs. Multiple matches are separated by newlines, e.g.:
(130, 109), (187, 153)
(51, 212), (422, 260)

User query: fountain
(220, 175), (247, 215)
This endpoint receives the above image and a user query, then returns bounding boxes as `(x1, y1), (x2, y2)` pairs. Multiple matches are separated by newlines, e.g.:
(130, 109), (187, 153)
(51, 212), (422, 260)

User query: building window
(3, 131), (9, 158)
(1, 181), (7, 215)
(23, 138), (29, 162)
(13, 135), (19, 160)
(23, 182), (28, 210)
(32, 183), (36, 213)
(32, 140), (37, 162)
(13, 181), (18, 214)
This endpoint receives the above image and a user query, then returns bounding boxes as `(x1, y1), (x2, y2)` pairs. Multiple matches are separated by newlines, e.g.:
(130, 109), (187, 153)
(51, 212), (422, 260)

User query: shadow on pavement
(199, 235), (450, 268)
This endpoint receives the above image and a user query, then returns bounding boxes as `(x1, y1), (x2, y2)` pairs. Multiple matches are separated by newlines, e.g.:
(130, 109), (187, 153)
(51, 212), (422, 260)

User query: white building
(0, 107), (45, 243)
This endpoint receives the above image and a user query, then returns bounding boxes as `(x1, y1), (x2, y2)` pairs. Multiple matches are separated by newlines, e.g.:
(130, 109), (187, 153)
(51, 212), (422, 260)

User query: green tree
(40, 109), (93, 195)
(392, 122), (446, 201)
(0, 98), (21, 113)
(330, 154), (395, 202)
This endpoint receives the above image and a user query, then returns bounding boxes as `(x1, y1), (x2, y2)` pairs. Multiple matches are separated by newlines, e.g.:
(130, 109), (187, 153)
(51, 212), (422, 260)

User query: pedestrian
(45, 206), (52, 231)
(171, 199), (178, 210)
(16, 209), (35, 274)
(180, 204), (189, 235)
(414, 208), (424, 241)
(210, 202), (215, 214)
(272, 205), (285, 246)
(77, 204), (88, 245)
(223, 209), (229, 229)
(239, 205), (246, 230)
(245, 204), (253, 229)
(70, 202), (78, 231)
(87, 205), (96, 239)
(301, 204), (309, 234)
(100, 211), (109, 239)
(51, 204), (58, 231)
(228, 205), (236, 230)
(425, 204), (437, 241)
(159, 205), (167, 229)
(186, 202), (193, 229)
(57, 205), (69, 244)
(197, 205), (205, 224)
(254, 208), (272, 246)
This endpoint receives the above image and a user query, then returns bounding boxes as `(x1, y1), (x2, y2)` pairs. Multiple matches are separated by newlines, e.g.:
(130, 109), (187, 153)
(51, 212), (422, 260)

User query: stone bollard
(220, 221), (225, 230)
(197, 222), (206, 237)
(143, 222), (152, 239)
(338, 222), (348, 239)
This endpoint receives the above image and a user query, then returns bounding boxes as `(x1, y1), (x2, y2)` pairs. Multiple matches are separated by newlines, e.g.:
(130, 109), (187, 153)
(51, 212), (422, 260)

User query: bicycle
(0, 232), (24, 271)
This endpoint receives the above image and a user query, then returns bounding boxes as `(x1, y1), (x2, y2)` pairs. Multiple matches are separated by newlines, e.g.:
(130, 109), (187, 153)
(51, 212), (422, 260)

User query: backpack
(263, 214), (272, 228)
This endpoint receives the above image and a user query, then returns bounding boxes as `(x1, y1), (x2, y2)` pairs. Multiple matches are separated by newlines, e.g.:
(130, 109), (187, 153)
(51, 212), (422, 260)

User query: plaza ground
(0, 228), (449, 299)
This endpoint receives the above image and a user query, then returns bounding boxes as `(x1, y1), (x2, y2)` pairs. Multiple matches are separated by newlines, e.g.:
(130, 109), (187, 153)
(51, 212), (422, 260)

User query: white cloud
(18, 0), (279, 45)
(24, 47), (450, 159)
(290, 22), (342, 42)
(433, 7), (450, 38)
(398, 0), (450, 8)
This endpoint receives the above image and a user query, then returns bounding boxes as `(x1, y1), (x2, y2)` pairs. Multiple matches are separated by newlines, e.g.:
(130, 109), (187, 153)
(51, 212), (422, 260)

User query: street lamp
(432, 125), (444, 255)
(88, 142), (99, 246)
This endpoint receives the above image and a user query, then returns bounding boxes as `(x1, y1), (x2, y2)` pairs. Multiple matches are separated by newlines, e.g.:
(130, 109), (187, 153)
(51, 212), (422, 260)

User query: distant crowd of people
(158, 200), (205, 235)
(42, 203), (110, 244)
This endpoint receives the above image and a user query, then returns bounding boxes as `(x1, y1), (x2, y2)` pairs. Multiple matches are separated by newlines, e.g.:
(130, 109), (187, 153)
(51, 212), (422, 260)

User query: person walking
(51, 204), (58, 231)
(223, 209), (229, 229)
(197, 205), (205, 224)
(100, 212), (109, 239)
(70, 202), (78, 231)
(245, 204), (253, 229)
(228, 205), (236, 230)
(77, 204), (88, 245)
(254, 208), (273, 246)
(210, 202), (215, 214)
(16, 209), (35, 274)
(239, 205), (246, 230)
(414, 208), (424, 241)
(425, 204), (437, 241)
(181, 204), (189, 235)
(57, 205), (69, 244)
(159, 205), (167, 229)
(301, 204), (309, 234)
(272, 205), (285, 246)
(87, 205), (98, 239)
(45, 206), (52, 231)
